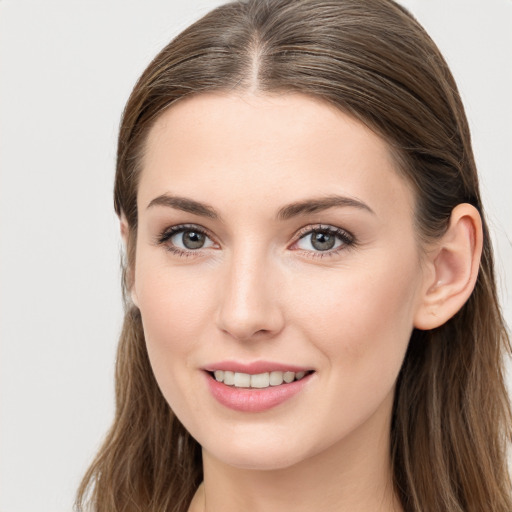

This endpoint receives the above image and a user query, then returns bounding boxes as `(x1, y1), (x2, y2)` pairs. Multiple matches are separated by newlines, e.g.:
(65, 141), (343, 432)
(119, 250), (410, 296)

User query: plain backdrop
(0, 1), (511, 511)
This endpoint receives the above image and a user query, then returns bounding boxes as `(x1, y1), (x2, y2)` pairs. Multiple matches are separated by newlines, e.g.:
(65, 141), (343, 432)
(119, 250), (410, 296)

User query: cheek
(134, 261), (216, 419)
(291, 251), (421, 375)
(135, 259), (215, 347)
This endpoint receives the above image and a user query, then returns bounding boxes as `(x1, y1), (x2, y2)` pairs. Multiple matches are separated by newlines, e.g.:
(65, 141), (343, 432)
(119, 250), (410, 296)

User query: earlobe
(130, 287), (139, 308)
(414, 203), (483, 330)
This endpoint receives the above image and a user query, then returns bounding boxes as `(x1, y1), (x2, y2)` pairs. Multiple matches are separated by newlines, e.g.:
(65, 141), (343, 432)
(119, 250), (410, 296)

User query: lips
(202, 361), (315, 412)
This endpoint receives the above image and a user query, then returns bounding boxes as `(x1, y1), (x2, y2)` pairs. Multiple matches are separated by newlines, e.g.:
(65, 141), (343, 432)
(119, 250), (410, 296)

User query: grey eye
(310, 231), (336, 251)
(295, 229), (346, 252)
(171, 230), (214, 250)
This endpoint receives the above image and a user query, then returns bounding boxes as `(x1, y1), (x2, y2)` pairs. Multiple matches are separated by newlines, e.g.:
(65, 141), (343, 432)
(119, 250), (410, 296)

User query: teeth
(213, 370), (309, 388)
(283, 371), (295, 383)
(233, 372), (251, 388)
(223, 371), (235, 386)
(250, 372), (270, 388)
(269, 371), (284, 386)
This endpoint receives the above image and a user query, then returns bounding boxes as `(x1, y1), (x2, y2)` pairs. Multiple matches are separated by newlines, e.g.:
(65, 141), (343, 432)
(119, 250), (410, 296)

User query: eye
(157, 225), (217, 254)
(171, 229), (214, 250)
(293, 225), (354, 253)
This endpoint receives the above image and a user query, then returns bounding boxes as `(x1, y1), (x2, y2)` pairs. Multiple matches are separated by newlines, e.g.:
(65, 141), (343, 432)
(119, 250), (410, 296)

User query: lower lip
(205, 372), (313, 412)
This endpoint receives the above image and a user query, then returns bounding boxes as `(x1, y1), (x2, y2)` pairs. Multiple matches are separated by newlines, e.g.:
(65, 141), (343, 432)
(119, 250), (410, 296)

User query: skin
(128, 92), (482, 512)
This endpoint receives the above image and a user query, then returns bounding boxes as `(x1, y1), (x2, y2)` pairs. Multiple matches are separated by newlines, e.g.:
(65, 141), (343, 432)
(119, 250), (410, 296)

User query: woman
(76, 0), (512, 510)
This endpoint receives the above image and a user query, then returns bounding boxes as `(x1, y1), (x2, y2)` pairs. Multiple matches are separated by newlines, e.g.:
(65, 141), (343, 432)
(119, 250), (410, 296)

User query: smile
(204, 366), (315, 412)
(211, 370), (311, 388)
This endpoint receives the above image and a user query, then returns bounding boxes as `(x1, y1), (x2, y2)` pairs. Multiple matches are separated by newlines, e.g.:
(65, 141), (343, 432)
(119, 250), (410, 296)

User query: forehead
(139, 92), (414, 220)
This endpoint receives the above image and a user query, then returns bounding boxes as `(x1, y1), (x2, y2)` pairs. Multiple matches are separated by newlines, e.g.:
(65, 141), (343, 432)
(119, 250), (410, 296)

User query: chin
(202, 433), (315, 471)
(216, 451), (305, 471)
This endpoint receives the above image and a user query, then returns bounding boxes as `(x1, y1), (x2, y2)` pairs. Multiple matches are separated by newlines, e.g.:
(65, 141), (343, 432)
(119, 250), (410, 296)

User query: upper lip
(202, 360), (314, 374)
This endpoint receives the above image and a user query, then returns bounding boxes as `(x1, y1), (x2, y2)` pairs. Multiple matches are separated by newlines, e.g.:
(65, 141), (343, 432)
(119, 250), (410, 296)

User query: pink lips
(203, 360), (314, 413)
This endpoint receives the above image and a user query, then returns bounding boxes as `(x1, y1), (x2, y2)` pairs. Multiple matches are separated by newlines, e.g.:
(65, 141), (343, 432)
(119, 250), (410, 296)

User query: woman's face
(132, 92), (427, 470)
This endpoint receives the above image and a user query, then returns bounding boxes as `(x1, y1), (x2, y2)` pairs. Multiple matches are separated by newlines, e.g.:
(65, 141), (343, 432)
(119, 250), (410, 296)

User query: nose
(215, 248), (285, 341)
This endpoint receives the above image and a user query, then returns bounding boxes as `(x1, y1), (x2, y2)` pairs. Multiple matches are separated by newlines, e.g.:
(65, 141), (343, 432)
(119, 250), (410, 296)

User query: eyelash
(155, 223), (356, 258)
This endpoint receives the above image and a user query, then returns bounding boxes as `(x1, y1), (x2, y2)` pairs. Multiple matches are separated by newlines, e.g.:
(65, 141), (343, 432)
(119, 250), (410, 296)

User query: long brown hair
(76, 1), (512, 510)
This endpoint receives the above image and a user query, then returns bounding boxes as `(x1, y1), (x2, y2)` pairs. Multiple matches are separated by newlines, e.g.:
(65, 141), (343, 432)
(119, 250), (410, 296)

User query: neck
(189, 397), (402, 512)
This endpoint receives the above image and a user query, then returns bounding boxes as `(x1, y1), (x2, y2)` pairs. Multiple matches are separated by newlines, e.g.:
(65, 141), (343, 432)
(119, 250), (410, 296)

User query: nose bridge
(216, 242), (283, 341)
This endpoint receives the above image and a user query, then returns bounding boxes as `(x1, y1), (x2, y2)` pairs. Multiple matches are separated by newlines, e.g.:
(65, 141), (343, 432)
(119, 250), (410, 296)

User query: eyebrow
(146, 193), (374, 221)
(147, 194), (219, 219)
(276, 195), (375, 220)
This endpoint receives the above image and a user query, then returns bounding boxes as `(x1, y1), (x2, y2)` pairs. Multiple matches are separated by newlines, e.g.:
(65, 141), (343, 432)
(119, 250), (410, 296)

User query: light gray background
(1, 1), (510, 511)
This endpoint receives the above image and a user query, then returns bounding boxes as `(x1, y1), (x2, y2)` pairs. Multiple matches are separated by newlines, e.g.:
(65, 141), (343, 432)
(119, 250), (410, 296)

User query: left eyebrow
(276, 195), (375, 221)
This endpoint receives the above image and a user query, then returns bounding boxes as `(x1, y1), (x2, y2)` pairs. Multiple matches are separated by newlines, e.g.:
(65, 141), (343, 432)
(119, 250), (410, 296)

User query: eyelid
(294, 224), (354, 241)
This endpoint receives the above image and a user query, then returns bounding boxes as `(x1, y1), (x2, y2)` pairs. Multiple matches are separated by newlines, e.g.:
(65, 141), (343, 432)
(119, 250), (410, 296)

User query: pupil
(183, 231), (205, 249)
(311, 231), (335, 251)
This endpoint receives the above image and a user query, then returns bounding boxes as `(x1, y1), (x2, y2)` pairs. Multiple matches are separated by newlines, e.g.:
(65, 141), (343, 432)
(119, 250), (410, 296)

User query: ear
(120, 212), (129, 245)
(414, 203), (483, 330)
(119, 213), (139, 307)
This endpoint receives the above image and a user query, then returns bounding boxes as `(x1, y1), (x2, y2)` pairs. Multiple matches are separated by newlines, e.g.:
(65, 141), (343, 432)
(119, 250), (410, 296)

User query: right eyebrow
(146, 194), (219, 220)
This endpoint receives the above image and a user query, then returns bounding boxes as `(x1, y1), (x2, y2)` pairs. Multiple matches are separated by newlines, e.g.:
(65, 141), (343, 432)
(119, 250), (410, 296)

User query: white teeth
(223, 371), (235, 385)
(283, 371), (295, 383)
(213, 370), (310, 388)
(250, 372), (270, 388)
(269, 371), (284, 386)
(233, 372), (251, 388)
